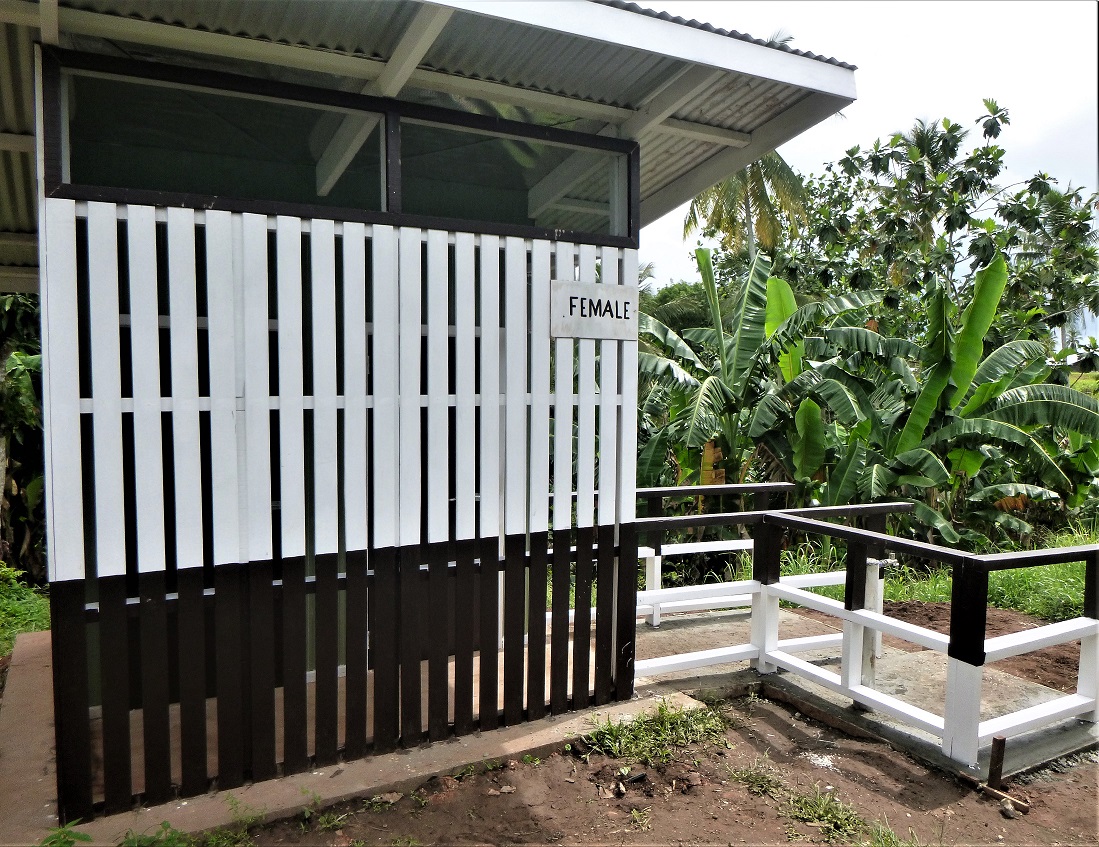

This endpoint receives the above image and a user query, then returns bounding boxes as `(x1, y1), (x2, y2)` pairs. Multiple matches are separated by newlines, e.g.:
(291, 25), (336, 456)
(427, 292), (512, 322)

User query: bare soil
(256, 691), (1097, 847)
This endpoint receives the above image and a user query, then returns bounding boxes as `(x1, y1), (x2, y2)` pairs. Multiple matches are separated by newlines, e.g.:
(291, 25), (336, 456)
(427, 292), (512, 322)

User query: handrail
(636, 482), (796, 499)
(637, 502), (913, 533)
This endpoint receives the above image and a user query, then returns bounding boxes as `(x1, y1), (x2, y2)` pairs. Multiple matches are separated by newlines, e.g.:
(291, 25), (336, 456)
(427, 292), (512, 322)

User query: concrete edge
(73, 691), (704, 845)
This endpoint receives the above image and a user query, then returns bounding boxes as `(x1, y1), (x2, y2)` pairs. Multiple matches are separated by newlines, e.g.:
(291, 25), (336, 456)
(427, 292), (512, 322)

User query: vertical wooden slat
(478, 235), (501, 730)
(550, 242), (575, 715)
(311, 219), (340, 764)
(502, 237), (527, 725)
(571, 526), (594, 709)
(139, 571), (172, 804)
(342, 222), (370, 759)
(615, 522), (639, 700)
(425, 230), (450, 741)
(176, 566), (208, 795)
(204, 210), (241, 567)
(127, 205), (165, 575)
(526, 531), (548, 719)
(242, 213), (273, 563)
(215, 564), (245, 789)
(167, 207), (204, 570)
(276, 216), (306, 561)
(50, 581), (93, 822)
(42, 199), (86, 583)
(370, 226), (400, 753)
(453, 232), (477, 734)
(280, 554), (309, 772)
(98, 575), (131, 814)
(87, 201), (126, 578)
(248, 561), (277, 780)
(594, 524), (615, 705)
(397, 227), (423, 744)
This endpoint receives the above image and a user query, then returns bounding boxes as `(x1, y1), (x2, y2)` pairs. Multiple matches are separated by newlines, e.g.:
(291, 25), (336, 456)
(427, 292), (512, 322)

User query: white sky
(637, 1), (1099, 286)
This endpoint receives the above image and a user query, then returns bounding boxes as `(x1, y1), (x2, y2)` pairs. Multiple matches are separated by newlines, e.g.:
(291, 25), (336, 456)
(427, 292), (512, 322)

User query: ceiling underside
(0, 0), (856, 290)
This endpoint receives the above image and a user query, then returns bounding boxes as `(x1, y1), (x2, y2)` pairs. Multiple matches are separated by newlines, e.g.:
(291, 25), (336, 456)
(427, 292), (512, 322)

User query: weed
(782, 785), (867, 843)
(364, 793), (401, 813)
(390, 838), (421, 847)
(452, 763), (476, 780)
(583, 699), (727, 765)
(630, 806), (652, 831)
(694, 692), (748, 729)
(298, 787), (322, 827)
(868, 820), (924, 846)
(726, 756), (787, 800)
(37, 823), (91, 847)
(119, 822), (192, 847)
(521, 754), (542, 767)
(201, 795), (262, 847)
(481, 758), (503, 771)
(410, 790), (428, 809)
(315, 811), (349, 832)
(0, 563), (50, 656)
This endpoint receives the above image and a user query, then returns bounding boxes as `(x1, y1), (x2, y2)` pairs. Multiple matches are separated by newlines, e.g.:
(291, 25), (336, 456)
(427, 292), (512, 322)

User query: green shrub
(0, 563), (50, 656)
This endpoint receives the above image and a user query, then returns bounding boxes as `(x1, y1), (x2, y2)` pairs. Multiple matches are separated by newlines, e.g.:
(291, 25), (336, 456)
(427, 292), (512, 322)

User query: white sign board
(550, 279), (639, 341)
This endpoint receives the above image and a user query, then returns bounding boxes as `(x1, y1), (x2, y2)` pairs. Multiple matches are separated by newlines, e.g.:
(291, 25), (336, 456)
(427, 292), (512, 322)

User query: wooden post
(750, 520), (782, 673)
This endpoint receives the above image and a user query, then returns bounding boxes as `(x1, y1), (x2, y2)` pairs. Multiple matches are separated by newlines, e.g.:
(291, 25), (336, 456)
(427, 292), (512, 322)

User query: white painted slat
(635, 644), (759, 676)
(984, 617), (1099, 663)
(371, 225), (399, 549)
(127, 205), (165, 573)
(528, 240), (551, 534)
(342, 221), (369, 552)
(426, 229), (450, 544)
(242, 213), (273, 561)
(617, 248), (639, 524)
(87, 202), (127, 578)
(478, 235), (501, 540)
(275, 216), (306, 559)
(453, 232), (477, 540)
(398, 227), (422, 546)
(596, 246), (619, 527)
(167, 207), (204, 569)
(574, 243), (598, 528)
(42, 199), (85, 582)
(311, 218), (340, 555)
(504, 237), (528, 537)
(204, 210), (241, 566)
(552, 242), (575, 532)
(979, 694), (1095, 742)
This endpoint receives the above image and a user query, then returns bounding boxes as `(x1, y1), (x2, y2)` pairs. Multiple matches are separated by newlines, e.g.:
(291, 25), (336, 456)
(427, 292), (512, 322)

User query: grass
(782, 785), (868, 843)
(582, 699), (728, 765)
(0, 564), (50, 656)
(726, 756), (788, 800)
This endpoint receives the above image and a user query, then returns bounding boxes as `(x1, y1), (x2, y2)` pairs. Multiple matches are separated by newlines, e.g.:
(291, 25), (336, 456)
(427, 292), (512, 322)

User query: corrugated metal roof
(1, 0), (856, 288)
(598, 1), (857, 71)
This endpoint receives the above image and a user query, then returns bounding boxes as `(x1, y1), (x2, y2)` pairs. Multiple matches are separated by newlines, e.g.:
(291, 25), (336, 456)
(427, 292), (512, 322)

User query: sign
(550, 279), (639, 341)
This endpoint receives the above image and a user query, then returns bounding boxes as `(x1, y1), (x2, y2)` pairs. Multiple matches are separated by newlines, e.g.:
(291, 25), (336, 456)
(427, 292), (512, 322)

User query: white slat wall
(276, 216), (306, 560)
(426, 230), (450, 545)
(453, 233), (477, 542)
(617, 249), (640, 524)
(478, 236), (502, 542)
(503, 237), (528, 537)
(87, 202), (126, 578)
(41, 199), (84, 582)
(167, 207), (204, 570)
(552, 242), (576, 535)
(528, 241), (552, 534)
(397, 228), (422, 547)
(128, 205), (165, 573)
(596, 246), (620, 528)
(371, 226), (400, 549)
(574, 244), (598, 530)
(311, 219), (340, 556)
(342, 223), (370, 552)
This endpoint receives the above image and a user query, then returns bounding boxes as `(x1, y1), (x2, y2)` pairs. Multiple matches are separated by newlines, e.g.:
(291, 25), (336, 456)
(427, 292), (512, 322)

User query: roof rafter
(315, 3), (454, 196)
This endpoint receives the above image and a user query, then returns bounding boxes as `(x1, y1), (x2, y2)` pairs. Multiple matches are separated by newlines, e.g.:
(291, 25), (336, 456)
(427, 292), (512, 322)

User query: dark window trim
(42, 48), (640, 248)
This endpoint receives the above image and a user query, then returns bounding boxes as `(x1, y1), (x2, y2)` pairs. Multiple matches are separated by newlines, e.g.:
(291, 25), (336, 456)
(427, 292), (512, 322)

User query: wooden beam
(527, 65), (722, 219)
(661, 118), (750, 148)
(315, 4), (453, 196)
(0, 265), (38, 293)
(551, 198), (609, 216)
(0, 0), (38, 28)
(39, 0), (58, 44)
(0, 132), (34, 154)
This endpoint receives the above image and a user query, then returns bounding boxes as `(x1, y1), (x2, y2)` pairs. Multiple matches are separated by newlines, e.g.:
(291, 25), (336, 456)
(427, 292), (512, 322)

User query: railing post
(841, 538), (869, 696)
(1078, 550), (1098, 722)
(943, 562), (988, 767)
(644, 494), (663, 626)
(864, 513), (887, 662)
(750, 518), (782, 674)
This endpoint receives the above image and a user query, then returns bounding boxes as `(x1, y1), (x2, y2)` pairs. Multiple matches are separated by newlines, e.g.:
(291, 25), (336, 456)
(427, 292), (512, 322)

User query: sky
(637, 1), (1099, 287)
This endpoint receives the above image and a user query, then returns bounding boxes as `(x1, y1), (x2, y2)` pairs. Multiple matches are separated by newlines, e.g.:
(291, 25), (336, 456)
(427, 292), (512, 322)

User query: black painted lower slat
(176, 567), (207, 797)
(594, 525), (615, 706)
(571, 527), (594, 709)
(427, 541), (450, 742)
(215, 565), (244, 789)
(614, 523), (639, 702)
(344, 550), (369, 760)
(478, 537), (499, 731)
(526, 531), (548, 720)
(139, 571), (172, 805)
(98, 576), (132, 814)
(280, 556), (308, 773)
(549, 529), (571, 714)
(503, 534), (526, 725)
(248, 561), (276, 781)
(315, 552), (340, 765)
(453, 539), (476, 735)
(51, 581), (93, 824)
(371, 547), (399, 753)
(399, 545), (423, 745)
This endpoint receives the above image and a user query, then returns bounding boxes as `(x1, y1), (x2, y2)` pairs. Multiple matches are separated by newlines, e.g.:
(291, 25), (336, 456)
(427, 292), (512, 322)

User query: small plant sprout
(630, 806), (653, 831)
(521, 754), (542, 767)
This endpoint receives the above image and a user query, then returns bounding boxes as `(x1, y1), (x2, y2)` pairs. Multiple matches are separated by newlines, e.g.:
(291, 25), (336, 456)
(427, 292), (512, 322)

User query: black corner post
(844, 540), (869, 612)
(948, 563), (989, 666)
(615, 522), (639, 701)
(1085, 549), (1098, 620)
(753, 518), (782, 585)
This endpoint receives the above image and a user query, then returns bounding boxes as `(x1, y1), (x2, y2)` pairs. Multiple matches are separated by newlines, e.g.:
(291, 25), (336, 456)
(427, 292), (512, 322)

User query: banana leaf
(948, 254), (1009, 408)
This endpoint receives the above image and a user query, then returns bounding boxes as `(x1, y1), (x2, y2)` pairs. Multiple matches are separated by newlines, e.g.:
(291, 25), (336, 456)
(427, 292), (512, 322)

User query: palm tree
(683, 152), (807, 261)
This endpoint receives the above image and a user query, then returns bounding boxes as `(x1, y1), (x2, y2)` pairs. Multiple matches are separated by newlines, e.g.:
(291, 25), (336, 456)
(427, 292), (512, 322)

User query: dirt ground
(251, 603), (1097, 847)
